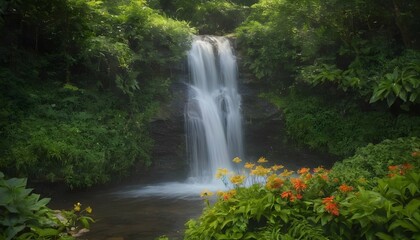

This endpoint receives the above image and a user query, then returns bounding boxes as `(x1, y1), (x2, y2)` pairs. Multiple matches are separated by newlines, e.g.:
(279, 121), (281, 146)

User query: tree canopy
(236, 0), (420, 109)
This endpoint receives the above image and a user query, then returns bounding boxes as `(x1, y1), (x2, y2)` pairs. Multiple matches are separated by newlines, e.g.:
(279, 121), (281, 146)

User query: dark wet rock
(149, 77), (188, 177)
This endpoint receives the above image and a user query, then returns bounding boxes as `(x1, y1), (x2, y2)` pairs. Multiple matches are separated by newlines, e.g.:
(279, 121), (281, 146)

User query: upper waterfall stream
(186, 36), (244, 183)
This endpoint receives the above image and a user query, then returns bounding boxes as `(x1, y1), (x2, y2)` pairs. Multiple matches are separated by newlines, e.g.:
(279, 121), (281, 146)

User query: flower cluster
(388, 163), (414, 177)
(73, 202), (92, 214)
(338, 183), (354, 193)
(217, 189), (237, 201)
(230, 175), (246, 185)
(322, 196), (339, 216)
(266, 175), (284, 190)
(215, 168), (230, 179)
(205, 157), (407, 218)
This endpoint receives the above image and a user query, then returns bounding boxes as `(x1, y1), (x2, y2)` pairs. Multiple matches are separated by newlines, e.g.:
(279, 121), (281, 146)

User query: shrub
(0, 172), (94, 239)
(331, 137), (420, 184)
(262, 91), (420, 157)
(184, 155), (419, 239)
(0, 84), (154, 188)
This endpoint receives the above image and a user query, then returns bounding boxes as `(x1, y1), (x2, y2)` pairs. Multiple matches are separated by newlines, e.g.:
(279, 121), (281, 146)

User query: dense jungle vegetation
(1, 0), (419, 188)
(0, 0), (195, 188)
(1, 0), (419, 239)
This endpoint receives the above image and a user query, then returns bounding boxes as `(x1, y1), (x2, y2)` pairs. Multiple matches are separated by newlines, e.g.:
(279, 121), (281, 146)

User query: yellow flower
(271, 164), (284, 171)
(244, 162), (255, 169)
(250, 165), (271, 176)
(232, 157), (242, 163)
(73, 202), (81, 212)
(85, 206), (92, 214)
(280, 169), (294, 177)
(215, 168), (229, 179)
(230, 175), (246, 185)
(200, 189), (213, 198)
(257, 157), (268, 163)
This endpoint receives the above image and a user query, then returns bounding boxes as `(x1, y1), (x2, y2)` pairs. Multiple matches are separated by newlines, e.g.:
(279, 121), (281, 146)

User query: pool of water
(45, 182), (208, 240)
(38, 141), (336, 240)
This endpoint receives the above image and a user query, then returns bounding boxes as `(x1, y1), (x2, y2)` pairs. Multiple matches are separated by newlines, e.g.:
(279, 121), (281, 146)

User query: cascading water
(119, 36), (244, 198)
(186, 36), (244, 183)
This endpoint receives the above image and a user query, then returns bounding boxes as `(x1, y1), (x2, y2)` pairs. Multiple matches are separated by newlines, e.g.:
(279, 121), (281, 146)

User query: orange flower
(402, 163), (413, 170)
(281, 191), (293, 199)
(322, 196), (339, 216)
(411, 151), (419, 157)
(388, 163), (413, 176)
(296, 193), (303, 200)
(320, 174), (329, 181)
(322, 196), (334, 204)
(290, 178), (307, 192)
(339, 183), (354, 193)
(219, 189), (236, 201)
(313, 166), (324, 173)
(298, 167), (310, 175)
(266, 177), (284, 190)
(325, 202), (339, 216)
(388, 165), (398, 171)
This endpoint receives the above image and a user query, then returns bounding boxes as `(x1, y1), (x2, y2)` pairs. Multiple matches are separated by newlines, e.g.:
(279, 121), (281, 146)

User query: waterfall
(185, 36), (244, 183)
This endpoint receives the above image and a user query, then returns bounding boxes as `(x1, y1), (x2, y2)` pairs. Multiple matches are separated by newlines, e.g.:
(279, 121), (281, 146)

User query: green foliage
(331, 137), (420, 184)
(262, 91), (420, 157)
(0, 172), (52, 240)
(185, 152), (420, 240)
(369, 50), (420, 106)
(0, 0), (194, 187)
(0, 172), (94, 239)
(337, 171), (420, 240)
(1, 83), (154, 188)
(236, 0), (420, 108)
(157, 0), (251, 35)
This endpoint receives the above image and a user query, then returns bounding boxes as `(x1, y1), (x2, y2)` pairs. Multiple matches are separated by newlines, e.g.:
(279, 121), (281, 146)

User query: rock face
(148, 43), (334, 178)
(238, 75), (285, 163)
(148, 50), (284, 176)
(148, 70), (284, 176)
(149, 74), (189, 180)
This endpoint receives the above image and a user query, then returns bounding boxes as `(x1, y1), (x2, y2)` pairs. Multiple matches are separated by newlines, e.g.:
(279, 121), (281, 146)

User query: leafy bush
(262, 91), (420, 157)
(184, 155), (420, 239)
(331, 137), (420, 184)
(0, 172), (94, 239)
(236, 0), (420, 108)
(0, 0), (195, 188)
(0, 83), (154, 188)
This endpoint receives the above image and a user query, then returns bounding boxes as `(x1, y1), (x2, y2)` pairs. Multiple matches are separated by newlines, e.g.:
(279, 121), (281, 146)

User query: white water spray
(186, 36), (244, 183)
(118, 36), (244, 198)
